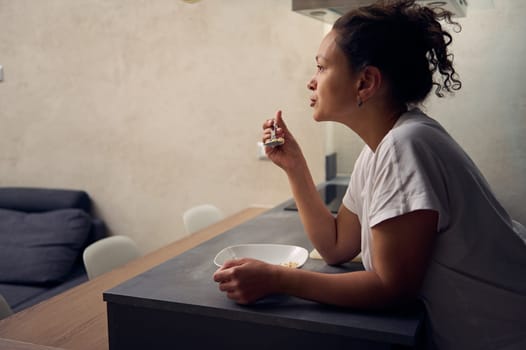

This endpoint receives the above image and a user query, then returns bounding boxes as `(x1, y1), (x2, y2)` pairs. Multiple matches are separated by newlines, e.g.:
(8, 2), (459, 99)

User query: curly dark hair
(332, 0), (462, 105)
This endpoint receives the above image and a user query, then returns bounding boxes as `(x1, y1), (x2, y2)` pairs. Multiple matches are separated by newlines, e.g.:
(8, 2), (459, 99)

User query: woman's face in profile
(307, 30), (358, 123)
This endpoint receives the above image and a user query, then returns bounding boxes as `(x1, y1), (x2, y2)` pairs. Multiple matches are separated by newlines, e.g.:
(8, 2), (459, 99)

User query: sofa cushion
(0, 187), (91, 213)
(0, 208), (91, 284)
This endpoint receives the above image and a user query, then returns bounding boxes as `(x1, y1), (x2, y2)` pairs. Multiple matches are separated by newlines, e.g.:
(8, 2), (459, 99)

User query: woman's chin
(312, 113), (326, 122)
(312, 111), (321, 121)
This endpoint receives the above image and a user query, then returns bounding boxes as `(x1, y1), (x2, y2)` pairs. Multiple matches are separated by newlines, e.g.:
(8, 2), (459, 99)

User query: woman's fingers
(213, 258), (246, 282)
(222, 259), (243, 269)
(274, 111), (289, 142)
(218, 281), (229, 291)
(261, 110), (286, 132)
(275, 110), (285, 130)
(214, 258), (273, 305)
(262, 129), (273, 143)
(260, 110), (287, 149)
(261, 118), (274, 130)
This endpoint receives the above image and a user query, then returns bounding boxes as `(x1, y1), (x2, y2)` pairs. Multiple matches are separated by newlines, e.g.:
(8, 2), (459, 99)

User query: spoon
(264, 120), (285, 147)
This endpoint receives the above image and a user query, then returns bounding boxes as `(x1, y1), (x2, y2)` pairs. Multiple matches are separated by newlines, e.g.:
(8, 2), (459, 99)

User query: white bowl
(214, 244), (308, 268)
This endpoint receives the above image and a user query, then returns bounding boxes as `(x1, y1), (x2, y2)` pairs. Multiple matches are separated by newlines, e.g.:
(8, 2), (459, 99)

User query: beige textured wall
(426, 0), (526, 223)
(0, 0), (326, 253)
(331, 0), (526, 223)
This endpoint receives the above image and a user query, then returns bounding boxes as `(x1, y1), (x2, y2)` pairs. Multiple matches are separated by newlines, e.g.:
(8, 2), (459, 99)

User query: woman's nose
(307, 78), (316, 91)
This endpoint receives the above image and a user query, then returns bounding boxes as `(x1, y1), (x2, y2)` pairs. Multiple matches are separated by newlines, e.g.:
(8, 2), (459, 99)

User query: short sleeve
(342, 147), (370, 215)
(368, 132), (445, 229)
(342, 181), (356, 213)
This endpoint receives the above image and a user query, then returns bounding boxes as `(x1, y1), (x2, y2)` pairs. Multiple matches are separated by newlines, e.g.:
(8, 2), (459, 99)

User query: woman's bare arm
(215, 209), (438, 308)
(275, 210), (437, 308)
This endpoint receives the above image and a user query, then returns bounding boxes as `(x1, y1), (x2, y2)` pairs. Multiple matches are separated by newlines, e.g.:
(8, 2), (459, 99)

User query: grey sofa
(0, 187), (107, 313)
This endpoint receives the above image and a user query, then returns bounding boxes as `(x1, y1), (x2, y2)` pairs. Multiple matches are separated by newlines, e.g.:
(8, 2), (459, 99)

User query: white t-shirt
(342, 108), (526, 350)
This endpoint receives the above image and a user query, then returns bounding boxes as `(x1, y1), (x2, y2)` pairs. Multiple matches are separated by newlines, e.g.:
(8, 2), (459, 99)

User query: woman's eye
(316, 65), (324, 72)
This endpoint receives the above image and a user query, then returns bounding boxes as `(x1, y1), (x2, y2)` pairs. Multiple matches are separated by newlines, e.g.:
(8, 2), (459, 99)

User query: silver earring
(357, 97), (363, 107)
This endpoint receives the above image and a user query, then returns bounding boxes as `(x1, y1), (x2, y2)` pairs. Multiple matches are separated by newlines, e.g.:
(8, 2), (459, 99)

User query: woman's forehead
(317, 31), (344, 63)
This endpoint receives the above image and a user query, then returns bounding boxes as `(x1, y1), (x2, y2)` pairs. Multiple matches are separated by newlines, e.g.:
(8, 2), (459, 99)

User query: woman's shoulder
(393, 108), (445, 136)
(375, 108), (463, 169)
(387, 108), (454, 149)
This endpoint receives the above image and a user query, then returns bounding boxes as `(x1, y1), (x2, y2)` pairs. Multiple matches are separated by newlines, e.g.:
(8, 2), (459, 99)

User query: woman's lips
(310, 98), (316, 107)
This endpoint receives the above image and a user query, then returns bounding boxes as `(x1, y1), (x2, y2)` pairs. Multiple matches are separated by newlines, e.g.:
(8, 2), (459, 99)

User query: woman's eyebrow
(315, 55), (328, 62)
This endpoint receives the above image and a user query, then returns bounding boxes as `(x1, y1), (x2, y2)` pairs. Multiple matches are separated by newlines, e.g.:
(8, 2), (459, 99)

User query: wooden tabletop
(0, 207), (268, 350)
(0, 338), (65, 350)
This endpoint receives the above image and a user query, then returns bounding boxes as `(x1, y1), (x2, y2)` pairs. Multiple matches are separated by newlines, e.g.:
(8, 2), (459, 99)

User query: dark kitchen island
(104, 187), (425, 350)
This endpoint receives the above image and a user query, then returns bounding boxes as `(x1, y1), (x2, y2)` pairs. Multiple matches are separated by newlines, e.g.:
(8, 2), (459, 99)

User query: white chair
(83, 235), (140, 280)
(183, 204), (224, 234)
(0, 293), (13, 320)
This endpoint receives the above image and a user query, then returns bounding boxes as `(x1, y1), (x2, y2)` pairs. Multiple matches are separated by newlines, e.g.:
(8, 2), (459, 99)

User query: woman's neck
(348, 103), (407, 152)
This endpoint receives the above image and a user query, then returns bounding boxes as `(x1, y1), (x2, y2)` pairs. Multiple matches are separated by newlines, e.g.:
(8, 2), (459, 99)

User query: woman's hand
(262, 110), (306, 173)
(213, 258), (280, 304)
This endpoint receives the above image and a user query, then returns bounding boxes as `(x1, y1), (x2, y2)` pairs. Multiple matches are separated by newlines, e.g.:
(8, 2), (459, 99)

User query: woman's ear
(357, 66), (382, 104)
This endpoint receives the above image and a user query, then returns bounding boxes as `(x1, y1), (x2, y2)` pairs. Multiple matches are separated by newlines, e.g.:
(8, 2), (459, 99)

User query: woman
(213, 1), (526, 349)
